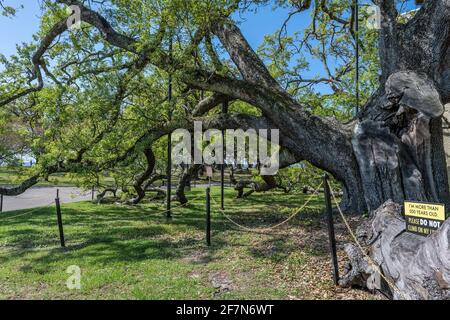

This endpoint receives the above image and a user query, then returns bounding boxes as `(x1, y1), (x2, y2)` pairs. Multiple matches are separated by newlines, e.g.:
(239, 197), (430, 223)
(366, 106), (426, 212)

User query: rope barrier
(0, 200), (56, 221)
(0, 188), (93, 221)
(141, 194), (206, 217)
(0, 181), (411, 299)
(211, 181), (324, 233)
(326, 180), (411, 300)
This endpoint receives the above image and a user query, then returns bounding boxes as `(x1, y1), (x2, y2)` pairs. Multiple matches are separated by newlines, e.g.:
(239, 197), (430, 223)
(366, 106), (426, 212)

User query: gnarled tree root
(96, 188), (118, 204)
(340, 200), (450, 300)
(234, 175), (286, 198)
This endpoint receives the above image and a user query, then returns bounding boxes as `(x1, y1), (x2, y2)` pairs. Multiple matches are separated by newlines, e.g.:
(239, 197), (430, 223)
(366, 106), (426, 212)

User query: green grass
(0, 188), (370, 300)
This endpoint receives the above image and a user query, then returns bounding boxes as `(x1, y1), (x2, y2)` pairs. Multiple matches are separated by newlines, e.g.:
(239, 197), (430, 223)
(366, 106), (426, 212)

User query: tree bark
(234, 175), (287, 198)
(340, 200), (450, 300)
(128, 148), (156, 205)
(175, 164), (201, 204)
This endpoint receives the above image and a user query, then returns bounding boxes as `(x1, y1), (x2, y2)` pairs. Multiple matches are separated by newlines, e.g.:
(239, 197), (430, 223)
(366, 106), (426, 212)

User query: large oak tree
(1, 0), (449, 299)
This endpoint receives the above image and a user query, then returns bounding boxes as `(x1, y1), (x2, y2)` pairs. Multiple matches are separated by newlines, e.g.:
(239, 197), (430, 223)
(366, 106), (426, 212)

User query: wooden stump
(340, 200), (450, 300)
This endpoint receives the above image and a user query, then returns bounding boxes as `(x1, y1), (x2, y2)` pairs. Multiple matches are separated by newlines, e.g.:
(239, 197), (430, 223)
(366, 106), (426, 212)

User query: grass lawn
(0, 187), (372, 300)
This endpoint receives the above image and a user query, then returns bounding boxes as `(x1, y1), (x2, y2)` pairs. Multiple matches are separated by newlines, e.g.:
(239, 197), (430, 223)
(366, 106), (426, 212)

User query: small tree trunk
(129, 148), (156, 205)
(175, 164), (201, 204)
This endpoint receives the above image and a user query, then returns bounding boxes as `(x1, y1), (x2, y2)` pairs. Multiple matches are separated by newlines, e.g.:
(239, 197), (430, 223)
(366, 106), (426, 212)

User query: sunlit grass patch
(0, 187), (370, 300)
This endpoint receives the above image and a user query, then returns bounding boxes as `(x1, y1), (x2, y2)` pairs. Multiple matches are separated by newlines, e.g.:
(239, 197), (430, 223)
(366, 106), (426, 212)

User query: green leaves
(0, 1), (23, 17)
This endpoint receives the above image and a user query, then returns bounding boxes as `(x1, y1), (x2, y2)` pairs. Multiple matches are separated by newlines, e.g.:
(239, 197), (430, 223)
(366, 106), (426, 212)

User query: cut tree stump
(340, 200), (450, 300)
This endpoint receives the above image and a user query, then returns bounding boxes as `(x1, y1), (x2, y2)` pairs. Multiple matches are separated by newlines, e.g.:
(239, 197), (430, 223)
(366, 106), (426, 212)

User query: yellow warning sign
(404, 201), (445, 220)
(404, 201), (446, 236)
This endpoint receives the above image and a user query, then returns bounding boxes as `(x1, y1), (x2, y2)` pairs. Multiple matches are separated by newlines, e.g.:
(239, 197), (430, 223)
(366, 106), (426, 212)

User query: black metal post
(167, 132), (172, 219)
(0, 194), (3, 212)
(324, 174), (339, 285)
(186, 165), (191, 192)
(166, 38), (173, 219)
(55, 189), (65, 248)
(355, 0), (360, 115)
(206, 186), (211, 246)
(221, 101), (228, 210)
(91, 186), (95, 201)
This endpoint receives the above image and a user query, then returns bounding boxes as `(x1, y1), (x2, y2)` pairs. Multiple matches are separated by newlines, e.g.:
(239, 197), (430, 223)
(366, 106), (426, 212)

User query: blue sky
(0, 1), (310, 56)
(0, 0), (42, 58)
(0, 0), (420, 86)
(0, 1), (323, 86)
(0, 0), (420, 55)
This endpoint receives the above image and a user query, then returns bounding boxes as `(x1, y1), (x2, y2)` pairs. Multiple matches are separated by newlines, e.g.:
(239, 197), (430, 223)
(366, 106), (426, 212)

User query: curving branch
(128, 147), (156, 205)
(192, 93), (230, 116)
(211, 19), (282, 90)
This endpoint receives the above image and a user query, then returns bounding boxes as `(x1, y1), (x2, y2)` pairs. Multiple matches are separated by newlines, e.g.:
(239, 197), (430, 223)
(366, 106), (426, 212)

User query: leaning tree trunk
(128, 148), (156, 205)
(213, 1), (450, 299)
(353, 71), (450, 212)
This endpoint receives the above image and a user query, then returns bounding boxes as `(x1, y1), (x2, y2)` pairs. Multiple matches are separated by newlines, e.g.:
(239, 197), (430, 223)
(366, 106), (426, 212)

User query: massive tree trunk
(335, 1), (450, 299)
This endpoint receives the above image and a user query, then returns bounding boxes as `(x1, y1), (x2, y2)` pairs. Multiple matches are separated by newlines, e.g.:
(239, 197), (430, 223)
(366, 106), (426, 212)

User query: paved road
(1, 187), (93, 212)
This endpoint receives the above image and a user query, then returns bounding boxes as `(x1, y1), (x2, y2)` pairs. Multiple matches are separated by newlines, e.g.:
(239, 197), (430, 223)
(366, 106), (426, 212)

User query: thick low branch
(235, 175), (286, 198)
(211, 19), (282, 90)
(96, 188), (118, 203)
(192, 94), (229, 117)
(0, 174), (40, 196)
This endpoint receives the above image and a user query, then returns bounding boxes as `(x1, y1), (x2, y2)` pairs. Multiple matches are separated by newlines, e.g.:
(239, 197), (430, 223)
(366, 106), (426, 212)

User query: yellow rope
(326, 180), (411, 300)
(0, 200), (55, 221)
(0, 193), (205, 222)
(211, 181), (323, 233)
(142, 194), (206, 217)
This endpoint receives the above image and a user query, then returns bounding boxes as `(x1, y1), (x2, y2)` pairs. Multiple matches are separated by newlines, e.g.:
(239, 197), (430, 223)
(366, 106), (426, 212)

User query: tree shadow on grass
(0, 204), (231, 269)
(2, 233), (230, 275)
(0, 192), (332, 272)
